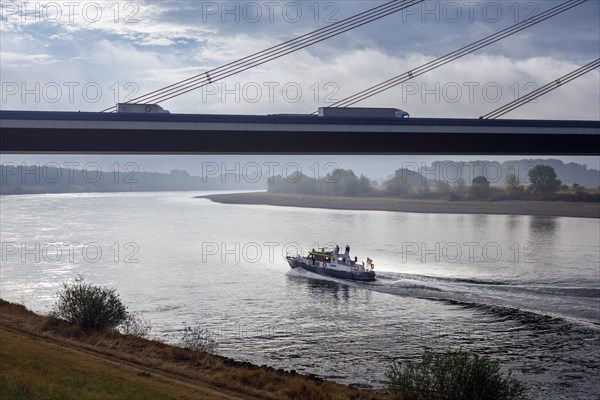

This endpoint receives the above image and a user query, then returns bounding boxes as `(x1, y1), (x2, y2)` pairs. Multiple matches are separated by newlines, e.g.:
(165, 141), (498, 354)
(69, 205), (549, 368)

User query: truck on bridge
(318, 107), (410, 118)
(116, 103), (170, 114)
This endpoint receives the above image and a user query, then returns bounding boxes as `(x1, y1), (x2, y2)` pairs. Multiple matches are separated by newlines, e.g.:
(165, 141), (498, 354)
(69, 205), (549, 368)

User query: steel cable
(318, 0), (588, 111)
(480, 58), (600, 119)
(101, 0), (424, 111)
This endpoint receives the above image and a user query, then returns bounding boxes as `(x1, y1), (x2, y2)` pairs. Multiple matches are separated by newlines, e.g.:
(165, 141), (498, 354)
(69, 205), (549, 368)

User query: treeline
(268, 168), (430, 198)
(428, 159), (599, 187)
(269, 169), (372, 196)
(0, 165), (264, 195)
(268, 166), (600, 202)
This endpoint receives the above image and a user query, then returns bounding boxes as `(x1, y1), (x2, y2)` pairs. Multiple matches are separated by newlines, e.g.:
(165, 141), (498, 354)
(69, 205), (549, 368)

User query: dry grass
(0, 299), (399, 400)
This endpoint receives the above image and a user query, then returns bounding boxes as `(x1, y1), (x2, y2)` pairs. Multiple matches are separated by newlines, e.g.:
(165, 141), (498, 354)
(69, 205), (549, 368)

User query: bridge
(2, 2), (598, 155)
(1, 110), (598, 154)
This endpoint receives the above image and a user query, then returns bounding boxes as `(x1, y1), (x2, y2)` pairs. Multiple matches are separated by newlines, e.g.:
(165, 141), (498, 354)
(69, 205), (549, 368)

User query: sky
(1, 1), (599, 173)
(1, 0), (599, 119)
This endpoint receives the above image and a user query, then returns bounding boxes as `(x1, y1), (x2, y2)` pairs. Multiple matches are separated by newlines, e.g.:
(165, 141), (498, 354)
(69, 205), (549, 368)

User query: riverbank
(199, 192), (600, 218)
(0, 300), (394, 400)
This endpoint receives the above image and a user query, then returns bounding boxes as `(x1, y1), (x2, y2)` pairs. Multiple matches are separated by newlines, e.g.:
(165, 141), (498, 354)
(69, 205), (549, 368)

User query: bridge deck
(1, 111), (598, 154)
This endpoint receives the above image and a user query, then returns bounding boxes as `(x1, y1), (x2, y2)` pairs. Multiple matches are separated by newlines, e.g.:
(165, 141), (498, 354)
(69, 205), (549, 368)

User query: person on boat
(343, 245), (351, 264)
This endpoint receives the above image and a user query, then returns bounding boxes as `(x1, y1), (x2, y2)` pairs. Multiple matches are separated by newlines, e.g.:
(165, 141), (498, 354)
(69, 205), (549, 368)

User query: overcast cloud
(1, 0), (599, 119)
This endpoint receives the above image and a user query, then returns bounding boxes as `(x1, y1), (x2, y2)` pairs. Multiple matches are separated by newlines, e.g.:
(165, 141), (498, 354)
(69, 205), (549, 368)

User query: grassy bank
(0, 300), (394, 400)
(199, 192), (600, 218)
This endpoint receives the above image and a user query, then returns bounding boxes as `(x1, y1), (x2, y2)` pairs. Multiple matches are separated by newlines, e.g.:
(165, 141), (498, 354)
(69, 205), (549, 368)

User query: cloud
(152, 48), (599, 120)
(0, 51), (57, 65)
(1, 1), (216, 48)
(1, 1), (598, 118)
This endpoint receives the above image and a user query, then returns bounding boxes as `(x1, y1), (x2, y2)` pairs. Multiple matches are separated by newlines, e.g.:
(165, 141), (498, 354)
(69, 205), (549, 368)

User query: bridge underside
(1, 127), (598, 154)
(1, 111), (598, 154)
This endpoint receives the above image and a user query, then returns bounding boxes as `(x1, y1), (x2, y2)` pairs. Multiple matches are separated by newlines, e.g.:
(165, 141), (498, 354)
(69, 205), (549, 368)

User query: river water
(1, 191), (598, 398)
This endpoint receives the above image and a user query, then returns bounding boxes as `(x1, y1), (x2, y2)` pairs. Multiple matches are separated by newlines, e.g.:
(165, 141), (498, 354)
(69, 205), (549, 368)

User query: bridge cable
(480, 58), (600, 119)
(314, 0), (588, 112)
(129, 0), (423, 106)
(100, 0), (424, 112)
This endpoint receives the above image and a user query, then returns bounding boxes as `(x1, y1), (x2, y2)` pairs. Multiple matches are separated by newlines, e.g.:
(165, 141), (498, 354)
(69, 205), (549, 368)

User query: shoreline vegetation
(1, 297), (529, 400)
(0, 299), (394, 400)
(1, 279), (530, 400)
(201, 164), (599, 219)
(199, 192), (600, 219)
(1, 160), (599, 197)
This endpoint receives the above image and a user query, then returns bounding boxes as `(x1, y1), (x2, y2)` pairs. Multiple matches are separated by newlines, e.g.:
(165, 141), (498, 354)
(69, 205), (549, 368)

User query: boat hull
(287, 257), (376, 282)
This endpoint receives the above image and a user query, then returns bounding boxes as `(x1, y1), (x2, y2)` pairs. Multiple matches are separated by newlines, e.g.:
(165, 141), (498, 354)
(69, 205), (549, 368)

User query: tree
(454, 178), (467, 195)
(53, 276), (128, 330)
(417, 180), (431, 195)
(267, 169), (372, 197)
(321, 169), (369, 197)
(384, 168), (428, 196)
(505, 172), (523, 196)
(469, 176), (490, 199)
(357, 175), (372, 195)
(268, 172), (317, 194)
(436, 180), (452, 196)
(384, 176), (411, 195)
(528, 165), (561, 194)
(472, 176), (490, 186)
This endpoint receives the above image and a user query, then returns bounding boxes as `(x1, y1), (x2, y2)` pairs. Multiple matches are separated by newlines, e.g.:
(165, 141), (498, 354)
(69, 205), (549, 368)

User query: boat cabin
(308, 245), (359, 266)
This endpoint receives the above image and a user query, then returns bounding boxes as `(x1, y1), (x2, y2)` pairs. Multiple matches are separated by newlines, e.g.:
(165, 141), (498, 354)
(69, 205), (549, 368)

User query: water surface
(1, 191), (598, 398)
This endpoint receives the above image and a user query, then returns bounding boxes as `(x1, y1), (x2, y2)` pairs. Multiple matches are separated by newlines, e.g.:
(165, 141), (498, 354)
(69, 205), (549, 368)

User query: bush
(488, 188), (508, 202)
(118, 312), (152, 338)
(448, 192), (460, 201)
(53, 275), (128, 330)
(386, 349), (528, 400)
(180, 323), (219, 360)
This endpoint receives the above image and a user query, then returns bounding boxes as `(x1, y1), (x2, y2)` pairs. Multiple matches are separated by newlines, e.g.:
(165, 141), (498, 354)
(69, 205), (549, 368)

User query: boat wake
(287, 268), (600, 332)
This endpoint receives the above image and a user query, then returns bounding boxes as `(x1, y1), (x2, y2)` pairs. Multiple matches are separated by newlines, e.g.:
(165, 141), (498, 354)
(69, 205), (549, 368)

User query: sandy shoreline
(199, 192), (600, 219)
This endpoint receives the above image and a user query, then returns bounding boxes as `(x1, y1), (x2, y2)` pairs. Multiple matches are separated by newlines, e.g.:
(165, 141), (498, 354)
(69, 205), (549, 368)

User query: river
(1, 191), (598, 398)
